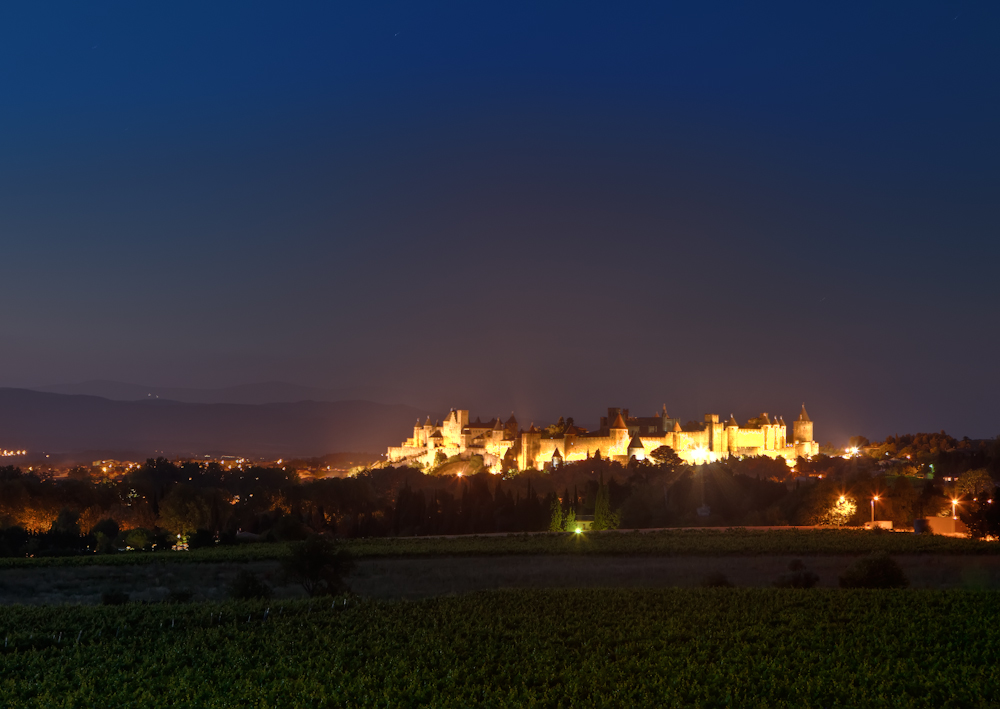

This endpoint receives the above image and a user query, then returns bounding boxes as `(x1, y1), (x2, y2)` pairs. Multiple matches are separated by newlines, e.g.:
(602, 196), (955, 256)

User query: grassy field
(1, 528), (997, 569)
(0, 588), (996, 707)
(344, 528), (998, 558)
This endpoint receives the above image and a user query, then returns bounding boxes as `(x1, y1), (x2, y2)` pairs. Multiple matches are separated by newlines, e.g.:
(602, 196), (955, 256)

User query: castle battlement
(387, 405), (819, 472)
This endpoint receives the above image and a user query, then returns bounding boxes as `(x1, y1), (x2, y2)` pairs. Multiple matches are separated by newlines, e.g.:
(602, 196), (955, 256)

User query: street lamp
(951, 498), (959, 520)
(871, 495), (879, 524)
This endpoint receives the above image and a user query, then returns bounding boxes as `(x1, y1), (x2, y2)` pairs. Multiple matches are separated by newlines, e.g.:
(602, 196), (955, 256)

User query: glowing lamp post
(871, 496), (879, 524)
(952, 499), (959, 520)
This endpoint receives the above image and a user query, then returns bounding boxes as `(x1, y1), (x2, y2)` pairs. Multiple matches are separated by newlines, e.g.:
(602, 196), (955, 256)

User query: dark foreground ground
(0, 589), (997, 707)
(3, 553), (1000, 604)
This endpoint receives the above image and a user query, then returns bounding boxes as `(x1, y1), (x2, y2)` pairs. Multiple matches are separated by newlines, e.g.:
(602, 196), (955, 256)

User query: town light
(575, 527), (582, 534)
(952, 498), (959, 519)
(871, 496), (879, 524)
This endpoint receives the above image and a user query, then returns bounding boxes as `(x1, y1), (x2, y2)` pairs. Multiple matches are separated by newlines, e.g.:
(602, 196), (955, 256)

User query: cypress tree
(593, 472), (620, 530)
(549, 497), (563, 532)
(563, 506), (577, 532)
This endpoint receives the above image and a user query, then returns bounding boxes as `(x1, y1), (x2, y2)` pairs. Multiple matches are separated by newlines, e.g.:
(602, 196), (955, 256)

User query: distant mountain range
(0, 388), (430, 458)
(32, 380), (403, 406)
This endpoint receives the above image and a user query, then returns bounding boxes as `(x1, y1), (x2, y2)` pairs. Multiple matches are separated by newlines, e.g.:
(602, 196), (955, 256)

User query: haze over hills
(0, 388), (429, 458)
(32, 380), (405, 406)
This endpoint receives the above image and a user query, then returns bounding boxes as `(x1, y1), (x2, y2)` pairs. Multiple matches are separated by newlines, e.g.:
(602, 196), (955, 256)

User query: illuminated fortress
(387, 405), (819, 472)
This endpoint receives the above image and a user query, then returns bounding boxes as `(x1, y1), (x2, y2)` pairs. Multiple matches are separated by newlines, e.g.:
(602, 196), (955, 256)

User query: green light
(575, 527), (582, 534)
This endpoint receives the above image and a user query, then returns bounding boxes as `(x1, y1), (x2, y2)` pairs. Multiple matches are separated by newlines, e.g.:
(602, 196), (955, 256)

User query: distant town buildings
(387, 405), (819, 472)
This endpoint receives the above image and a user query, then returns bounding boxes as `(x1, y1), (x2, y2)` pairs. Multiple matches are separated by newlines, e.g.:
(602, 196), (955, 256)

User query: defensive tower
(793, 404), (813, 444)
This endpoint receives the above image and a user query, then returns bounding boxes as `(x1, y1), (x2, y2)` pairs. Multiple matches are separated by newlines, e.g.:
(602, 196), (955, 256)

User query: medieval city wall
(732, 428), (765, 449)
(388, 406), (815, 472)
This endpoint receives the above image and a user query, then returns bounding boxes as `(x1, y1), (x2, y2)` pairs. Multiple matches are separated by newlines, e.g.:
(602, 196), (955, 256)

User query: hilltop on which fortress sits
(387, 405), (820, 473)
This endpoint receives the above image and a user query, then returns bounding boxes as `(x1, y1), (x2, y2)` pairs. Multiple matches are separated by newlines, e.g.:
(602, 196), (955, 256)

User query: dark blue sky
(2, 2), (998, 442)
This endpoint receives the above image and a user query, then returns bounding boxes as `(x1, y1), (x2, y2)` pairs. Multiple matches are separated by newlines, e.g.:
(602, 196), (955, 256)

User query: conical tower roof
(627, 434), (644, 451)
(798, 404), (811, 422)
(727, 414), (738, 427)
(492, 417), (504, 431)
(673, 420), (682, 432)
(610, 412), (627, 429)
(424, 416), (432, 426)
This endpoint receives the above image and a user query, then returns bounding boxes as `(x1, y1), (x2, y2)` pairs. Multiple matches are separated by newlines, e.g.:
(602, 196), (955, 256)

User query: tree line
(0, 433), (998, 556)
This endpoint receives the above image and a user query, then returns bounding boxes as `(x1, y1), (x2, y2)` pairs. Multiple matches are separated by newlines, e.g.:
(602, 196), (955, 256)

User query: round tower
(793, 404), (813, 444)
(627, 433), (645, 462)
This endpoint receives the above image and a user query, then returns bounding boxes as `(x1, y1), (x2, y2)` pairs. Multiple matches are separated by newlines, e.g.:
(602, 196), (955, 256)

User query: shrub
(92, 531), (117, 555)
(90, 518), (120, 539)
(119, 528), (155, 551)
(281, 536), (354, 597)
(228, 570), (274, 600)
(165, 590), (194, 604)
(700, 572), (733, 588)
(0, 526), (29, 557)
(102, 590), (129, 605)
(188, 529), (215, 549)
(839, 553), (909, 589)
(773, 559), (820, 589)
(267, 515), (309, 542)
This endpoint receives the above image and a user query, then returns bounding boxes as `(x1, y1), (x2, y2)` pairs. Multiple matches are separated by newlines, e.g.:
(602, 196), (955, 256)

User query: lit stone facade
(387, 405), (820, 472)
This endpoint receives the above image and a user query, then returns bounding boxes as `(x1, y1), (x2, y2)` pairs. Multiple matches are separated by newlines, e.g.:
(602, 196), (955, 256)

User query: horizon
(3, 380), (992, 448)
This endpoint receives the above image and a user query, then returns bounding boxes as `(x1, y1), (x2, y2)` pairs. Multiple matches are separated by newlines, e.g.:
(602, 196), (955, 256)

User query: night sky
(2, 2), (998, 444)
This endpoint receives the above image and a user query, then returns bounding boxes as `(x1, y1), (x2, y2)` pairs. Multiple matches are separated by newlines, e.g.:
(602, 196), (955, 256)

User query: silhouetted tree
(281, 536), (354, 596)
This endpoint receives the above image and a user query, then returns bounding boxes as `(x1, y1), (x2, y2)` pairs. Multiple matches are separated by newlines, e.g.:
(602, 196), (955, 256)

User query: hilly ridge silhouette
(0, 388), (429, 458)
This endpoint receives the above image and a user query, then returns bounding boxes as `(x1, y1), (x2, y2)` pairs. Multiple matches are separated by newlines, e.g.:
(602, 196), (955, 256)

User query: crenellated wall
(387, 406), (816, 471)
